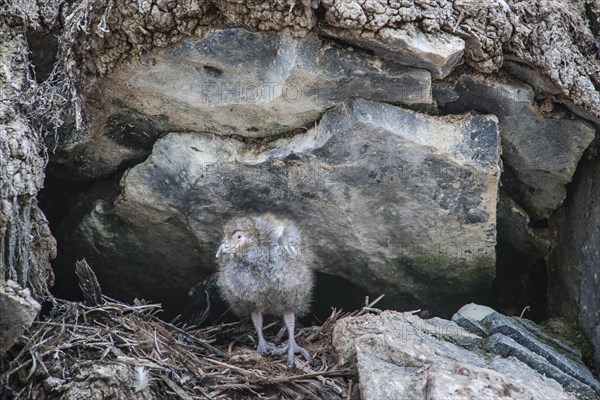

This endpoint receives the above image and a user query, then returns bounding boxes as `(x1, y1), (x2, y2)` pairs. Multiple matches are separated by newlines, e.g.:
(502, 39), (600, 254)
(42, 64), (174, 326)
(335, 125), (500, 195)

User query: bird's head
(216, 217), (259, 258)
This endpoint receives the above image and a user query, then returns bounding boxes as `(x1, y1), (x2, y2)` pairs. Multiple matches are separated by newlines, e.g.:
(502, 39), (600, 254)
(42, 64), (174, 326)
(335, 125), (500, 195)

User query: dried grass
(0, 296), (359, 399)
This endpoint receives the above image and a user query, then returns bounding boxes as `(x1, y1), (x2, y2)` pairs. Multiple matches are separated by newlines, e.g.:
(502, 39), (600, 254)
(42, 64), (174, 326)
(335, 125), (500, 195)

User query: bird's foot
(256, 340), (279, 357)
(266, 341), (312, 370)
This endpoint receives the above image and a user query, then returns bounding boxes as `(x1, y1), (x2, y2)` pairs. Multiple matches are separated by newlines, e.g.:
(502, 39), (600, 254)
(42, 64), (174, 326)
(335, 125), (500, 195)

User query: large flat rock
(50, 28), (432, 180)
(105, 28), (432, 137)
(55, 99), (500, 315)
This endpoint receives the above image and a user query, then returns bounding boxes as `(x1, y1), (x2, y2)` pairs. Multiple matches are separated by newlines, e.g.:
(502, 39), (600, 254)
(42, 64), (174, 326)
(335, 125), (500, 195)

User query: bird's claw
(287, 342), (312, 371)
(262, 341), (312, 370)
(257, 341), (279, 357)
(261, 342), (286, 356)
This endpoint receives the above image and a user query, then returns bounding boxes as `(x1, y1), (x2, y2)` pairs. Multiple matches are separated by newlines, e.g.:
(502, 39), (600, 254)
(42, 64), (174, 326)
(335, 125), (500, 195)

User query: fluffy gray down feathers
(217, 213), (314, 317)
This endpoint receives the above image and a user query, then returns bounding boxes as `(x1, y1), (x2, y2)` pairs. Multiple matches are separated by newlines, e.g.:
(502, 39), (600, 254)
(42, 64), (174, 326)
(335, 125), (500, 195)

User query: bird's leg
(251, 310), (278, 356)
(269, 311), (312, 370)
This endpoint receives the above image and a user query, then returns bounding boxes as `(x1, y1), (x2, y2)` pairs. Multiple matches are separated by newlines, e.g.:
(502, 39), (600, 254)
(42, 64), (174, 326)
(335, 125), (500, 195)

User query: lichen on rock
(0, 20), (56, 298)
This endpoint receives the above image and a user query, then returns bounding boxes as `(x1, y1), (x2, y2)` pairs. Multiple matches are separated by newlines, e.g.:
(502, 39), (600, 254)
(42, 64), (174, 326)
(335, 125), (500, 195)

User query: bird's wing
(277, 221), (301, 258)
(255, 214), (302, 258)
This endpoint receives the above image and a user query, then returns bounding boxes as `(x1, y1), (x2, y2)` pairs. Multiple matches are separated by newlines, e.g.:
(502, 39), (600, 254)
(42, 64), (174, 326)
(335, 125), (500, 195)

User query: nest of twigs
(0, 293), (359, 400)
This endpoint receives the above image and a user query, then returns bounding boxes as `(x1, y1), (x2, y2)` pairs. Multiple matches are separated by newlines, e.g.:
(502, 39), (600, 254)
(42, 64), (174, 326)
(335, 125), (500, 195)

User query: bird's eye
(237, 234), (242, 240)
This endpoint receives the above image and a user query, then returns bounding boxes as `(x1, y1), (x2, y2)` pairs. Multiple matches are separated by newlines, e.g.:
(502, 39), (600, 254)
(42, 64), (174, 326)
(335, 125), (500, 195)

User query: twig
(32, 321), (98, 330)
(164, 379), (195, 400)
(203, 357), (262, 378)
(347, 379), (353, 399)
(356, 294), (385, 316)
(261, 368), (353, 384)
(366, 294), (385, 308)
(162, 320), (230, 360)
(361, 307), (382, 315)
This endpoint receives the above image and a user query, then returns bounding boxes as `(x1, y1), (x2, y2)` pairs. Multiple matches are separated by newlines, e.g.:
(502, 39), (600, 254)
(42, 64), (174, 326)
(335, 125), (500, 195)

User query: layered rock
(54, 98), (500, 315)
(454, 304), (600, 398)
(333, 306), (600, 400)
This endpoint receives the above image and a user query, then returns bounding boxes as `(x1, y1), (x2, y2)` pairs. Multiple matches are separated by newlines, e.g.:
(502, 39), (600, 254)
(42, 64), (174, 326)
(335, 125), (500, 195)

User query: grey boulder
(54, 99), (501, 315)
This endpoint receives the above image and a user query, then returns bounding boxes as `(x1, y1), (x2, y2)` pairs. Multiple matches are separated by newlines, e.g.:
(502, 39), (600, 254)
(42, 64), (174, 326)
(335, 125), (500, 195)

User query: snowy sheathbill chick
(216, 213), (314, 370)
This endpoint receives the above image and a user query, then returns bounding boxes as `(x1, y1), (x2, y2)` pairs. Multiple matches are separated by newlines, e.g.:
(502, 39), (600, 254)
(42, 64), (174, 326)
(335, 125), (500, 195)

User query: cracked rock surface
(41, 0), (599, 181)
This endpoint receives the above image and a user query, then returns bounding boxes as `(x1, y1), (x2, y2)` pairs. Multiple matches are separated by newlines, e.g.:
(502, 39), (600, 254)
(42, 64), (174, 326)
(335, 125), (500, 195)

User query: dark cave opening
(488, 241), (547, 322)
(37, 172), (123, 304)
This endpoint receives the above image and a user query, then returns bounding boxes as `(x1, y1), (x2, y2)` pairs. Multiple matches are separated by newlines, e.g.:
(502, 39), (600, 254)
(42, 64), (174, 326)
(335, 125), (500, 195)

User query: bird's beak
(216, 242), (231, 258)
